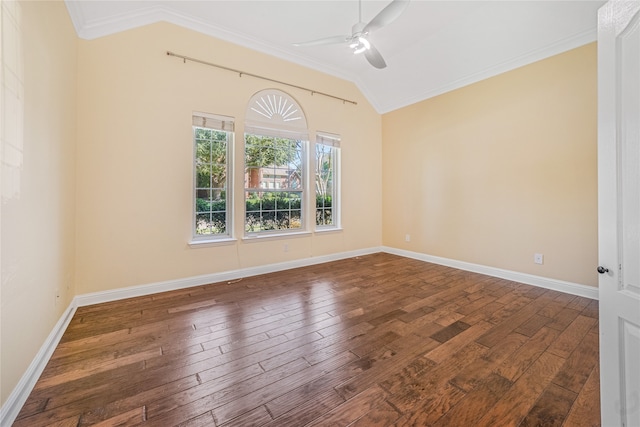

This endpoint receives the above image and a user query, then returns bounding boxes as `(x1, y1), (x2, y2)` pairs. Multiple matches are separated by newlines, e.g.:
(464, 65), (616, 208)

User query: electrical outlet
(283, 244), (289, 253)
(405, 234), (411, 242)
(534, 253), (544, 265)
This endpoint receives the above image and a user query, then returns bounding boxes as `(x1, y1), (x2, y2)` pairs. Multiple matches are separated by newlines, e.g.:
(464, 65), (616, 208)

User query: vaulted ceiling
(64, 0), (605, 113)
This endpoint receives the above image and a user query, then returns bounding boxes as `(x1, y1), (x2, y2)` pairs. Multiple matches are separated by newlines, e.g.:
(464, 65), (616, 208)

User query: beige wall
(1, 0), (77, 404)
(382, 43), (598, 286)
(75, 22), (382, 294)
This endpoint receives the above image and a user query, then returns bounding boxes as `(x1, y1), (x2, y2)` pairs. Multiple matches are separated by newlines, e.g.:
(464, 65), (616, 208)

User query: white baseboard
(74, 247), (383, 307)
(0, 302), (77, 426)
(382, 246), (598, 300)
(2, 245), (598, 425)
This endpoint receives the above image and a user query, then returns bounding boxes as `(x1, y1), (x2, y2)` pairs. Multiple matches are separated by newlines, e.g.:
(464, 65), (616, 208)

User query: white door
(598, 1), (640, 426)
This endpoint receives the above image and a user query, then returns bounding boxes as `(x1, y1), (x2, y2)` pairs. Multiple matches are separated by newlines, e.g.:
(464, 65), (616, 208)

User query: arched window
(244, 90), (308, 235)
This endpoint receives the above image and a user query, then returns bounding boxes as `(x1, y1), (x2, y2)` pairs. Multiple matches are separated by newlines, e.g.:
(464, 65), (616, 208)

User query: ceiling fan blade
(293, 35), (350, 47)
(364, 44), (387, 69)
(363, 0), (409, 34)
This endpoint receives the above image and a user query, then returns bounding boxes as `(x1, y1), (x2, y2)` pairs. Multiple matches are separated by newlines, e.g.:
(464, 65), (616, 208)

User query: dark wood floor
(14, 253), (600, 426)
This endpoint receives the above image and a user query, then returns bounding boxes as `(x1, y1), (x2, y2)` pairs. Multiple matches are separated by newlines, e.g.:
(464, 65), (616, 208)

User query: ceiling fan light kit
(350, 37), (370, 55)
(293, 0), (410, 69)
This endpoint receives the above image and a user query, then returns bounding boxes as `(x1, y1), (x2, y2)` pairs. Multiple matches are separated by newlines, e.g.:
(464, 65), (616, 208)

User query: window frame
(191, 112), (234, 244)
(243, 132), (308, 237)
(243, 89), (310, 238)
(315, 132), (341, 231)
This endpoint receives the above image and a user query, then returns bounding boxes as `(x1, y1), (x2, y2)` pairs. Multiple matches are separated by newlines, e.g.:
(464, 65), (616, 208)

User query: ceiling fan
(293, 0), (410, 69)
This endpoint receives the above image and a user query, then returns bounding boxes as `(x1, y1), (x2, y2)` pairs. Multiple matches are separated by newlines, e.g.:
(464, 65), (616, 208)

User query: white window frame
(243, 89), (310, 238)
(315, 132), (341, 231)
(244, 132), (308, 236)
(191, 112), (234, 244)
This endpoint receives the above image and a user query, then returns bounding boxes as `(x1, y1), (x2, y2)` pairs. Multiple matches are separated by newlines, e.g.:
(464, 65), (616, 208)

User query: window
(315, 133), (340, 229)
(192, 113), (233, 240)
(245, 135), (304, 233)
(244, 89), (309, 236)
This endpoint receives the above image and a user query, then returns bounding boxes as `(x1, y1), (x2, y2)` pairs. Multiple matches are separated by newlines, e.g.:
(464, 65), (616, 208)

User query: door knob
(597, 266), (609, 274)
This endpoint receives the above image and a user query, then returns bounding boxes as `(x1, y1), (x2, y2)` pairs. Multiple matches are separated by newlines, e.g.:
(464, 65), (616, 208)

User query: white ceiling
(64, 0), (605, 113)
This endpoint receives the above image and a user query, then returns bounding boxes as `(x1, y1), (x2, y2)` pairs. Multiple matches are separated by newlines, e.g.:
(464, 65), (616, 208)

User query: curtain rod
(166, 51), (358, 106)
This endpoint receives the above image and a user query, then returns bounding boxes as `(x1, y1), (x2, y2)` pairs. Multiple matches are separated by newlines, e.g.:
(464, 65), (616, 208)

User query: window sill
(242, 231), (312, 243)
(315, 227), (343, 234)
(188, 237), (237, 248)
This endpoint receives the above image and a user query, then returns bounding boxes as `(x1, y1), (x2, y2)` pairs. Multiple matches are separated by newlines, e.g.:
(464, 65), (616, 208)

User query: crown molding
(378, 28), (597, 114)
(64, 1), (357, 83)
(64, 1), (598, 115)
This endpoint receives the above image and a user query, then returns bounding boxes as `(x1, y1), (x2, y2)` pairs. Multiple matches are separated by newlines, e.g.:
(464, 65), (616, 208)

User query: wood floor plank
(36, 347), (162, 389)
(378, 355), (436, 396)
(552, 328), (599, 393)
(485, 296), (534, 324)
(475, 351), (566, 427)
(14, 370), (150, 427)
(513, 313), (552, 337)
(563, 364), (601, 427)
(262, 388), (344, 427)
(14, 253), (601, 427)
(454, 294), (498, 316)
(425, 321), (492, 364)
(519, 383), (577, 427)
(547, 307), (581, 331)
(335, 333), (439, 401)
(580, 300), (599, 319)
(429, 320), (471, 343)
(305, 385), (388, 427)
(264, 352), (376, 419)
(90, 406), (145, 426)
(347, 400), (402, 427)
(565, 295), (592, 311)
(212, 352), (354, 424)
(75, 375), (199, 426)
(449, 331), (527, 392)
(394, 381), (467, 426)
(460, 300), (505, 325)
(146, 363), (266, 418)
(547, 315), (597, 359)
(476, 296), (553, 348)
(432, 373), (512, 427)
(167, 298), (217, 313)
(387, 342), (487, 414)
(176, 411), (215, 427)
(496, 326), (560, 382)
(218, 405), (272, 427)
(397, 306), (435, 323)
(14, 396), (48, 419)
(43, 415), (81, 427)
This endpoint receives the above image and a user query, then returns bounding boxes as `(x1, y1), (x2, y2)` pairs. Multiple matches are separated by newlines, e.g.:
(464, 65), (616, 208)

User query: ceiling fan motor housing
(351, 22), (367, 38)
